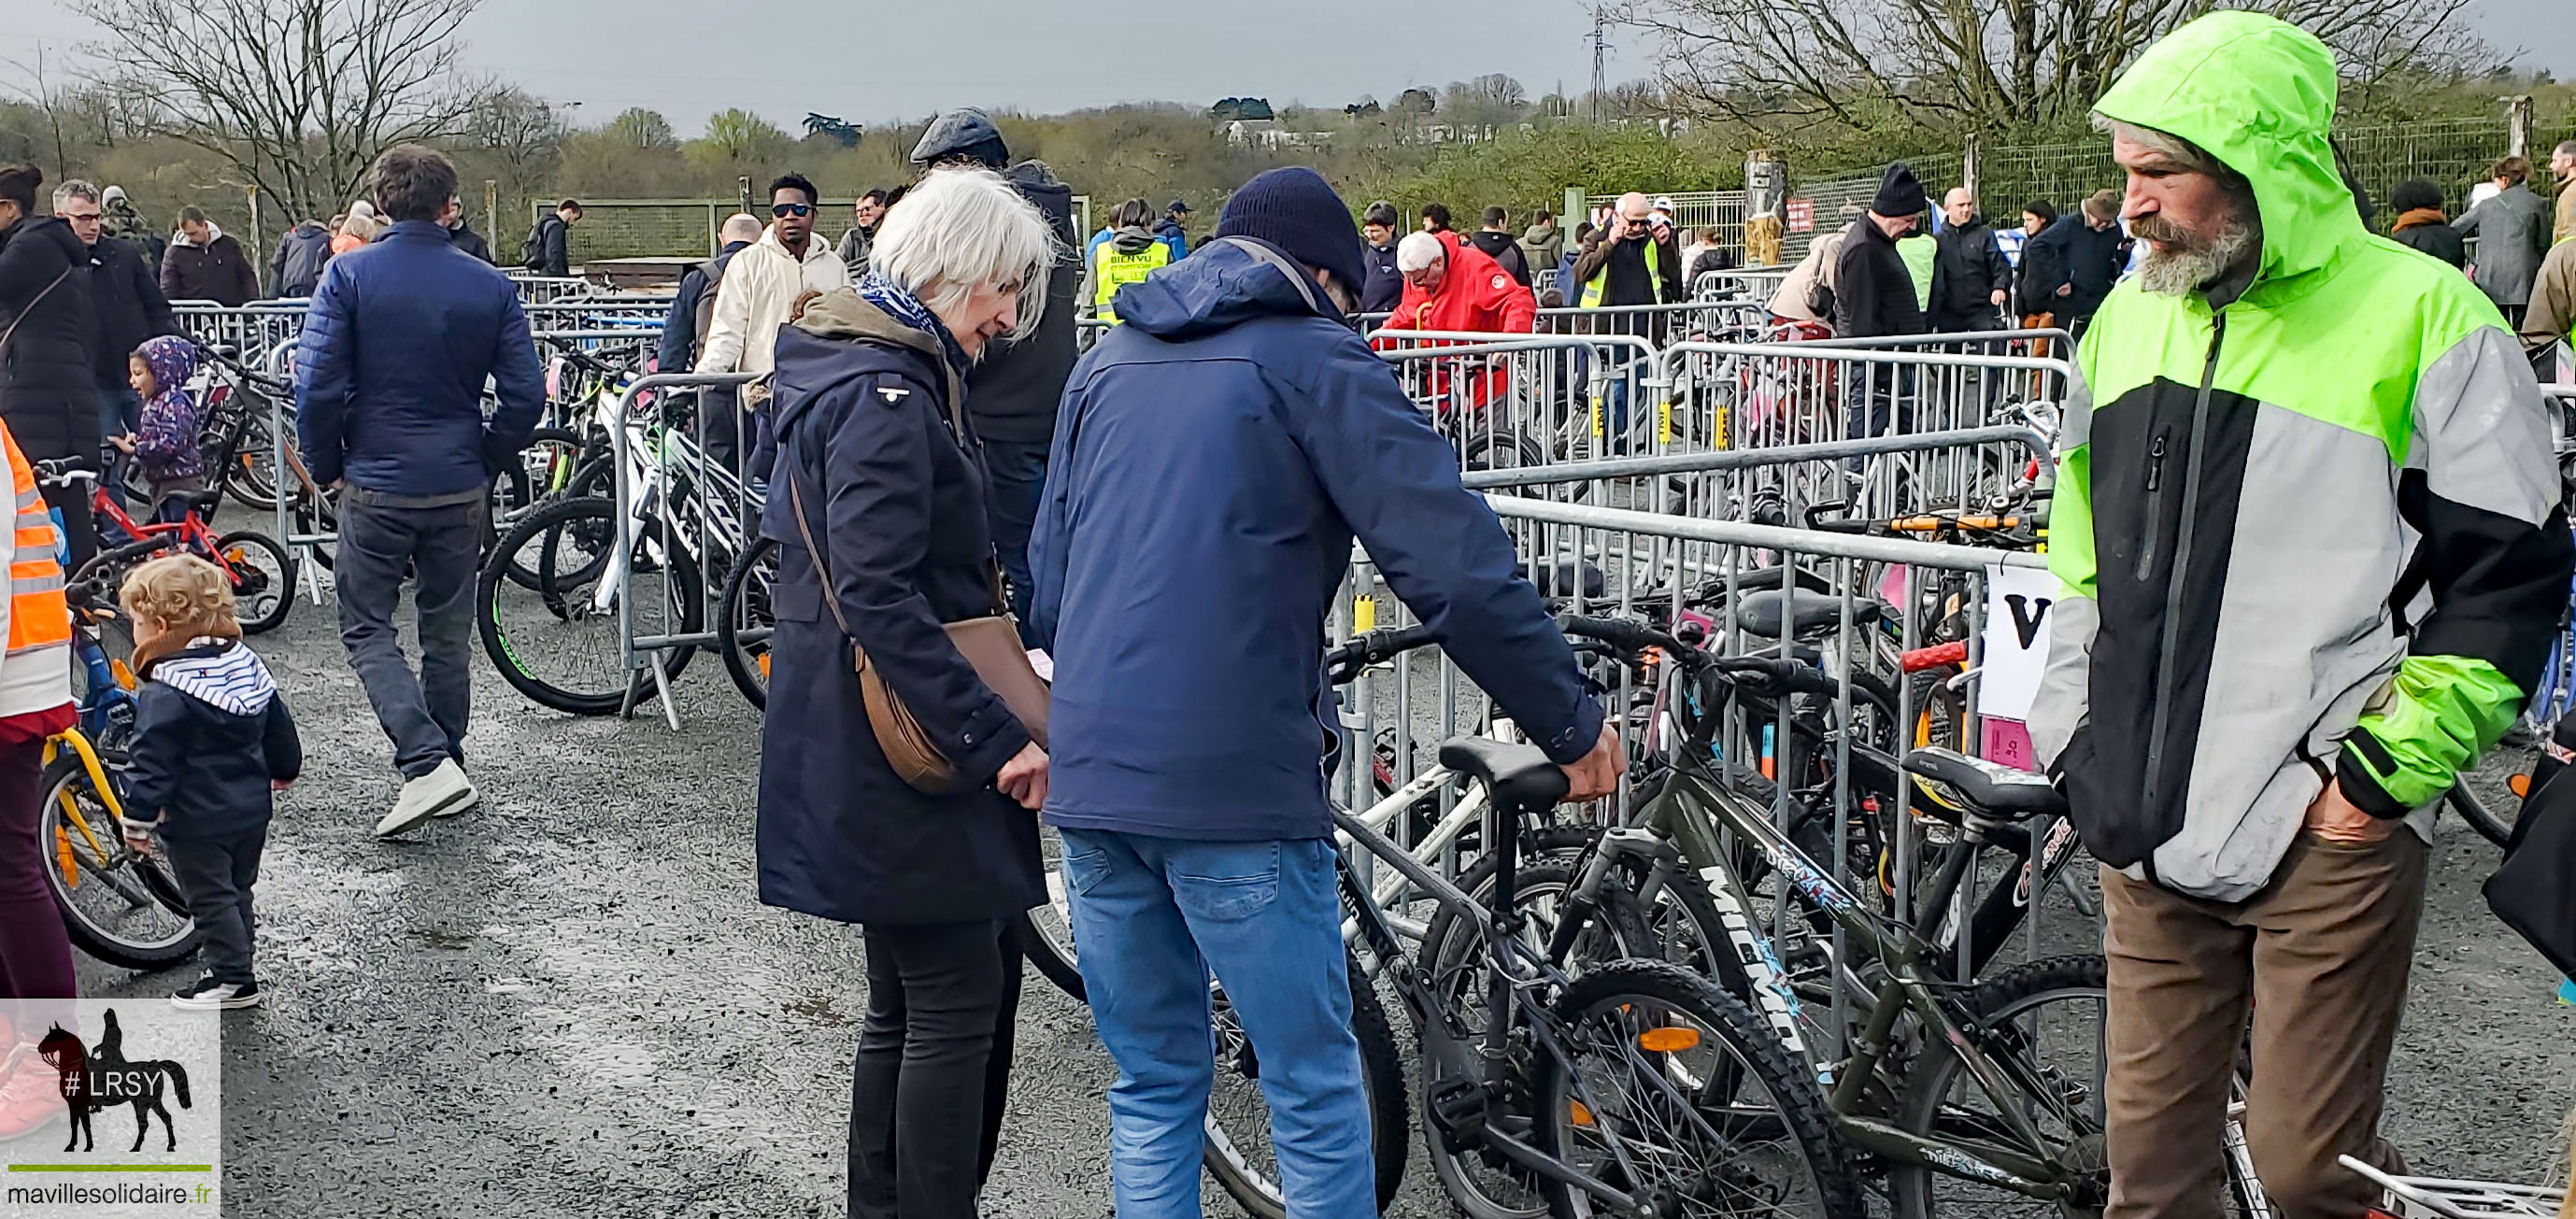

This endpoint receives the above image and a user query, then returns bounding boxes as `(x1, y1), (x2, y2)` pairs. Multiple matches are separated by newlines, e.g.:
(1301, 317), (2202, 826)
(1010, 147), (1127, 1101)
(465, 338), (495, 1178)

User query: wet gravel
(67, 602), (2576, 1217)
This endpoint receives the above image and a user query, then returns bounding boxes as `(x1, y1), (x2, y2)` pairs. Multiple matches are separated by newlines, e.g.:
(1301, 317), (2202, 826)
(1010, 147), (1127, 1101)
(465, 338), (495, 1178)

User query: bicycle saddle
(1438, 737), (1571, 811)
(185, 489), (223, 518)
(1734, 588), (1888, 638)
(1902, 747), (2067, 820)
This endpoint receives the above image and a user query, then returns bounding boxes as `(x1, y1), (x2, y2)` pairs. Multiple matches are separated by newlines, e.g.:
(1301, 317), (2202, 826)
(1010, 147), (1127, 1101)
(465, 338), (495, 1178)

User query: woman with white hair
(752, 164), (1055, 1219)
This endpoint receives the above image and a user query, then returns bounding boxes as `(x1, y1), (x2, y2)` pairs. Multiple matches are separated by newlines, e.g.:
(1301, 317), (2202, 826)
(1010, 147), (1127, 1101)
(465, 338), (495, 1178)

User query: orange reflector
(1638, 1027), (1700, 1052)
(1569, 1099), (1595, 1127)
(110, 658), (137, 690)
(2510, 773), (2531, 799)
(53, 824), (77, 889)
(756, 653), (770, 679)
(225, 546), (248, 564)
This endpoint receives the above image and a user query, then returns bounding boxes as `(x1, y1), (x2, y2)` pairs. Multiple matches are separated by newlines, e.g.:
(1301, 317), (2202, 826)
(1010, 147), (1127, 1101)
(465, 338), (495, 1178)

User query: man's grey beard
(2133, 208), (2262, 296)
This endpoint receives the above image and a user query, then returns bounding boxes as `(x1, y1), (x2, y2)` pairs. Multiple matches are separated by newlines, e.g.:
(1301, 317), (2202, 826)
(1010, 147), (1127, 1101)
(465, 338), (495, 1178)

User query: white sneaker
(376, 760), (477, 838)
(172, 976), (262, 1012)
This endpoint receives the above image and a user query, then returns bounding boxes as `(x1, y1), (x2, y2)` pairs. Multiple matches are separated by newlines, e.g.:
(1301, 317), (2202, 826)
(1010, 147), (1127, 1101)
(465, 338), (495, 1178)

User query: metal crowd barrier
(1329, 476), (2080, 985)
(603, 371), (764, 730)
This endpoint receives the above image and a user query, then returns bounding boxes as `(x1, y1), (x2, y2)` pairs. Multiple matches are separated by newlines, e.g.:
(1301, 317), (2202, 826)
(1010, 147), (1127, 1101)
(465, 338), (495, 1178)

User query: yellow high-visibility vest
(1094, 241), (1174, 324)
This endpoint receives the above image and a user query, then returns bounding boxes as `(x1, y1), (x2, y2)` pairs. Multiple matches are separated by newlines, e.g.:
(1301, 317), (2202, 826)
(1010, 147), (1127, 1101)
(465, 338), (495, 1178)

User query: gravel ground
(63, 599), (2576, 1218)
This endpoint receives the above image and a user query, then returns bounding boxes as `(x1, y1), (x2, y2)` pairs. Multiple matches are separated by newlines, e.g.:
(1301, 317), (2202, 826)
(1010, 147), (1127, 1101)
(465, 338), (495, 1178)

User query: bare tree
(86, 0), (485, 225)
(1628, 0), (2484, 135)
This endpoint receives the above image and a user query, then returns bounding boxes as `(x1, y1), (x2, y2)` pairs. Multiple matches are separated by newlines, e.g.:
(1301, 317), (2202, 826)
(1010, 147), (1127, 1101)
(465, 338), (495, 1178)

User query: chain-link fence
(2337, 117), (2510, 220)
(1977, 140), (2123, 223)
(1783, 153), (1964, 264)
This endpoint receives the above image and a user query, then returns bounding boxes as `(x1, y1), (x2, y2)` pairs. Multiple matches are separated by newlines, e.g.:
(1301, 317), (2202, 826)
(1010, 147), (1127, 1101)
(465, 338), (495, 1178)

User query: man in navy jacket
(1030, 167), (1620, 1216)
(294, 145), (542, 838)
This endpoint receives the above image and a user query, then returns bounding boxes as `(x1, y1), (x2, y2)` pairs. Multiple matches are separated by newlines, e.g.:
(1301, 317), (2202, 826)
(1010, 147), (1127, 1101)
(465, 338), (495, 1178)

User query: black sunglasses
(771, 203), (814, 219)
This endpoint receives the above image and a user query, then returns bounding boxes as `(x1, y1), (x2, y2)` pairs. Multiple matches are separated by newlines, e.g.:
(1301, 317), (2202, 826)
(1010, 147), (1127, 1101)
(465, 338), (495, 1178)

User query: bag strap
(784, 462), (856, 641)
(0, 265), (78, 356)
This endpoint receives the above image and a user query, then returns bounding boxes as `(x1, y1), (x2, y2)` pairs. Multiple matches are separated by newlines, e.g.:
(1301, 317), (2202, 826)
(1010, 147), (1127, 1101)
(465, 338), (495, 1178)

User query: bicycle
(1544, 614), (2270, 1219)
(33, 466), (197, 971)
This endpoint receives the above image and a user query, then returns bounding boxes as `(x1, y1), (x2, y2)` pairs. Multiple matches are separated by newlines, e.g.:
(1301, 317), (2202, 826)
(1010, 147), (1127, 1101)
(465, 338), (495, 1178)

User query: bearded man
(2028, 13), (2572, 1219)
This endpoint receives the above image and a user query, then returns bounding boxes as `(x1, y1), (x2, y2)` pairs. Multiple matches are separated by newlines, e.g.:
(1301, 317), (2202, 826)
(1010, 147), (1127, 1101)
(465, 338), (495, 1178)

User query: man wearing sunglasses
(694, 172), (851, 475)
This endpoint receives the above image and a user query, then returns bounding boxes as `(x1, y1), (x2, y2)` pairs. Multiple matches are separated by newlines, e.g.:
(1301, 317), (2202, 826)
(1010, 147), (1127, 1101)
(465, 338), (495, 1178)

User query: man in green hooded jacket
(2028, 13), (2573, 1218)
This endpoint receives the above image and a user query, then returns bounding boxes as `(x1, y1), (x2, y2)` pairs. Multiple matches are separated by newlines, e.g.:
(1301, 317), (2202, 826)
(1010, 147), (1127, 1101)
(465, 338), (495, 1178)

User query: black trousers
(848, 918), (1022, 1219)
(163, 823), (268, 985)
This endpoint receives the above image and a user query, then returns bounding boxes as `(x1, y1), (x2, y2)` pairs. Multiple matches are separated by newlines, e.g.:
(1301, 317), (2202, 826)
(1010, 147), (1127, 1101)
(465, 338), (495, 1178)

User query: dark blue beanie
(1216, 167), (1367, 309)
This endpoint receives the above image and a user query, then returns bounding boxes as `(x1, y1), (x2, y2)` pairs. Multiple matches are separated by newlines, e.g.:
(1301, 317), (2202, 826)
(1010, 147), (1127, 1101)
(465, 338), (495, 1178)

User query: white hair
(52, 179), (99, 209)
(870, 166), (1060, 345)
(1396, 231), (1447, 274)
(719, 212), (762, 245)
(2092, 114), (2233, 180)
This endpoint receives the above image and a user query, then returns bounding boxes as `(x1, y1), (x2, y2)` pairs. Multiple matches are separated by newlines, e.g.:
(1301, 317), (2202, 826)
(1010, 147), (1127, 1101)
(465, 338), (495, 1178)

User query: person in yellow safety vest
(1079, 197), (1173, 326)
(1568, 191), (1684, 310)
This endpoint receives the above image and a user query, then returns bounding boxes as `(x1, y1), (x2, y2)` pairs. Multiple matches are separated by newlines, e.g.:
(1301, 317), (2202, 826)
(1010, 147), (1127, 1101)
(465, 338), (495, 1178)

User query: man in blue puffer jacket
(1031, 166), (1622, 1217)
(294, 145), (543, 839)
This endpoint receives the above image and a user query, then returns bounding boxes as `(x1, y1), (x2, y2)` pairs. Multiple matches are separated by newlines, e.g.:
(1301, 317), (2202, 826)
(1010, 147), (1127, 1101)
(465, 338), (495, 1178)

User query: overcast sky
(5, 0), (2569, 136)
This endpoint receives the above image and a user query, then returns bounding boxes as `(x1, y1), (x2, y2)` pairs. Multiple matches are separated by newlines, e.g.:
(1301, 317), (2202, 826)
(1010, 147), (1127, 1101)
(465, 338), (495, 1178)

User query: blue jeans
(1058, 829), (1374, 1219)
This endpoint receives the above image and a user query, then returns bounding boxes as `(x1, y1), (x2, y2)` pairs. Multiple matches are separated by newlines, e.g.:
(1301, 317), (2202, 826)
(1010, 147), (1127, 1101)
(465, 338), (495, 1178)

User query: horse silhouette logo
(35, 1010), (192, 1153)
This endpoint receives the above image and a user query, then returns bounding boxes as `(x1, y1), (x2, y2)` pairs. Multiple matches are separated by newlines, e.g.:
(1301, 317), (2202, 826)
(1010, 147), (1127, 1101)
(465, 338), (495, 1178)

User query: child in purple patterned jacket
(123, 335), (207, 525)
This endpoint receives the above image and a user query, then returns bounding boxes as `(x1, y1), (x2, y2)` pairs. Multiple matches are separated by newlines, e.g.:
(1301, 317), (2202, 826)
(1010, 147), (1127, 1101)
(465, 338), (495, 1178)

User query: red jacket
(1378, 241), (1535, 337)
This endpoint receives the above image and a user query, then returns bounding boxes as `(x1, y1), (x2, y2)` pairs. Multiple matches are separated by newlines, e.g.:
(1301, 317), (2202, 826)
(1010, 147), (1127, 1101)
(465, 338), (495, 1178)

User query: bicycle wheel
(1891, 955), (2112, 1219)
(224, 410), (280, 511)
(39, 751), (199, 970)
(1020, 824), (1083, 999)
(212, 530), (295, 634)
(1416, 862), (1658, 1219)
(477, 495), (700, 716)
(1537, 957), (1864, 1219)
(496, 428), (589, 590)
(2446, 782), (2515, 850)
(716, 534), (778, 711)
(1201, 954), (1410, 1219)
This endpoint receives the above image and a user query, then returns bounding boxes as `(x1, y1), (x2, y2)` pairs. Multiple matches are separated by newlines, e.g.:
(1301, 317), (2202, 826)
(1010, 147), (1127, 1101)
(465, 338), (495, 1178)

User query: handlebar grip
(1900, 641), (1970, 673)
(1557, 615), (1656, 652)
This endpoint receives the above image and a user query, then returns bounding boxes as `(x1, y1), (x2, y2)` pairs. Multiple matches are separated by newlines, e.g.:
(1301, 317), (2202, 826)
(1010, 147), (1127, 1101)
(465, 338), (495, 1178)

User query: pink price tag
(1981, 719), (2038, 773)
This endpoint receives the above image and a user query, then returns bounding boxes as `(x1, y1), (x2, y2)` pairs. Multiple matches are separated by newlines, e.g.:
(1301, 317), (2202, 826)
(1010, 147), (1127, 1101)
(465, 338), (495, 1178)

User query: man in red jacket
(1379, 231), (1534, 336)
(1374, 232), (1535, 424)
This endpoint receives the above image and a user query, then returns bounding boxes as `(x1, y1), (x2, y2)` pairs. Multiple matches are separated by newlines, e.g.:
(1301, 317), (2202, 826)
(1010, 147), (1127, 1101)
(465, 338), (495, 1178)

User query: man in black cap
(1030, 165), (1620, 1217)
(1153, 199), (1190, 262)
(1836, 163), (1931, 445)
(907, 107), (1079, 637)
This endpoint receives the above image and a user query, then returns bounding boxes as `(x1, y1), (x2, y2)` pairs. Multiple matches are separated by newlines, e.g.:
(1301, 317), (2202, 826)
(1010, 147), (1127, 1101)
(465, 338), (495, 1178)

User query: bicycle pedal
(1425, 1079), (1492, 1153)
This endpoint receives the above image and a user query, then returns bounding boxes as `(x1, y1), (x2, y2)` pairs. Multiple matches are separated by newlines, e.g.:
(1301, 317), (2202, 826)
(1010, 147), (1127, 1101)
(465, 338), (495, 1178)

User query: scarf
(854, 271), (969, 374)
(2392, 206), (2447, 234)
(169, 222), (223, 249)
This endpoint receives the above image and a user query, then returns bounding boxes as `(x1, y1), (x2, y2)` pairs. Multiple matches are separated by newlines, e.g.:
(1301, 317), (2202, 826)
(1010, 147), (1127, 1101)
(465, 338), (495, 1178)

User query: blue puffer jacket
(292, 220), (545, 498)
(1032, 237), (1603, 842)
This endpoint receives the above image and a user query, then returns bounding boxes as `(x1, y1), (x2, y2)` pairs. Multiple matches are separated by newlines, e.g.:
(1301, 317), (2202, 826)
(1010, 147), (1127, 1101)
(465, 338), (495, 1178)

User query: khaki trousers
(2102, 829), (2427, 1219)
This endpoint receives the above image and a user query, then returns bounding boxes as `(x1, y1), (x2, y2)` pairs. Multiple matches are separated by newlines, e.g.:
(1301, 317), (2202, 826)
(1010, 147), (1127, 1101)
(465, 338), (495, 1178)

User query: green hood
(2091, 11), (2359, 290)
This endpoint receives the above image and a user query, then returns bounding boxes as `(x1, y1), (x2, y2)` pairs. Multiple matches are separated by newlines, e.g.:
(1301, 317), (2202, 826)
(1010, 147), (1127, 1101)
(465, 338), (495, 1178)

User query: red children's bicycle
(78, 475), (294, 637)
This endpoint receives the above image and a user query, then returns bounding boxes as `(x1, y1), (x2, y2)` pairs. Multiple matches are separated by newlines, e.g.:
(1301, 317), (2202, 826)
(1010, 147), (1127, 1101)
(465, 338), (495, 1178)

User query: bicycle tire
(495, 428), (589, 591)
(2446, 782), (2515, 850)
(1412, 859), (1665, 1219)
(223, 411), (281, 511)
(1020, 826), (1083, 999)
(1202, 952), (1409, 1219)
(39, 752), (200, 970)
(477, 495), (699, 716)
(1891, 954), (2113, 1219)
(1536, 957), (1864, 1219)
(716, 534), (778, 711)
(212, 530), (296, 635)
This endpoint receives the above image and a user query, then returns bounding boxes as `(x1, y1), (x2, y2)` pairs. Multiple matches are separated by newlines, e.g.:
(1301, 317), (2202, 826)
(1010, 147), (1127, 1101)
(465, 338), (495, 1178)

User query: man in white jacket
(694, 172), (851, 473)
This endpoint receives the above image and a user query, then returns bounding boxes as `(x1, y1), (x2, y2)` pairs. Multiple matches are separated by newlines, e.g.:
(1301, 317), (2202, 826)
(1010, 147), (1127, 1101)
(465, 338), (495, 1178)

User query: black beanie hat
(1873, 162), (1928, 217)
(1216, 167), (1368, 310)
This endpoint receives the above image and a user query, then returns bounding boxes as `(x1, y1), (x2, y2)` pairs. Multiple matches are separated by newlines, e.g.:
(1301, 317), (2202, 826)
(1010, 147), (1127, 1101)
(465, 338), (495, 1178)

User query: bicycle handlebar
(1323, 622), (1440, 685)
(1556, 615), (1839, 698)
